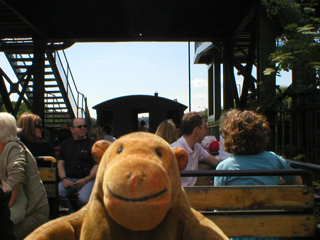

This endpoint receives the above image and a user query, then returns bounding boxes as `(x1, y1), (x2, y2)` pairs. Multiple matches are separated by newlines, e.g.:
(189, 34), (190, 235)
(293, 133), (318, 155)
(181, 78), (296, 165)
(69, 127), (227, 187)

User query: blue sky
(63, 42), (211, 117)
(0, 42), (292, 118)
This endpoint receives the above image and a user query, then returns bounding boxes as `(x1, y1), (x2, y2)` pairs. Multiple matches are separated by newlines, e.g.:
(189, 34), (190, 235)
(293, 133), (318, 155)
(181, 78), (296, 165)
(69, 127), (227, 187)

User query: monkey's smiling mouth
(107, 185), (167, 202)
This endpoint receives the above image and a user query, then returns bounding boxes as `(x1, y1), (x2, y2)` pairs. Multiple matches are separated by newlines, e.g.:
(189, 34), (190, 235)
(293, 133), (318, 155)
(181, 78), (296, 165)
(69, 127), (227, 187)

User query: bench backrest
(184, 185), (316, 238)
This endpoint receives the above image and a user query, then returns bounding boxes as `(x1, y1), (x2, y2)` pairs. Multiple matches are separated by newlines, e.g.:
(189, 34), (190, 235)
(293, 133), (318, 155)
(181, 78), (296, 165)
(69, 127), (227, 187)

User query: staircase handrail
(54, 50), (87, 119)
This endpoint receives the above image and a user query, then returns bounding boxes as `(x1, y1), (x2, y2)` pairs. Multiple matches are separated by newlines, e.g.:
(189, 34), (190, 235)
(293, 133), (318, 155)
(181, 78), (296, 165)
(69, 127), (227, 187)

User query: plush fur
(26, 132), (229, 240)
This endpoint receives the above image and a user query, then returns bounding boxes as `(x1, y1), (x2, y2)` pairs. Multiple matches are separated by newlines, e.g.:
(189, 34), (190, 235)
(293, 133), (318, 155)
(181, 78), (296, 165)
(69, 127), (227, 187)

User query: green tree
(201, 108), (208, 119)
(0, 99), (31, 118)
(13, 102), (32, 118)
(262, 0), (320, 87)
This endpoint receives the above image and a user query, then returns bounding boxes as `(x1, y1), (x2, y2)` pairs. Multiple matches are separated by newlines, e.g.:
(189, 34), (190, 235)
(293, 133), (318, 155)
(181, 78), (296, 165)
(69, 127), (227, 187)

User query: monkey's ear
(172, 147), (188, 172)
(91, 140), (112, 163)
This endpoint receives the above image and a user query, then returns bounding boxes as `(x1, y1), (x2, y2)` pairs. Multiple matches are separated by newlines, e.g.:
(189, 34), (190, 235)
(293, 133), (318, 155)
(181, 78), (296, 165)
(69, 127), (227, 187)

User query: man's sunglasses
(74, 125), (87, 129)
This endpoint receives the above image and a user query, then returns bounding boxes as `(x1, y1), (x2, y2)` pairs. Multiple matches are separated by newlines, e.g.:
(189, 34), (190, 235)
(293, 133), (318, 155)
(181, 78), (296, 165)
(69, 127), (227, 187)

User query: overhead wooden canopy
(0, 0), (255, 43)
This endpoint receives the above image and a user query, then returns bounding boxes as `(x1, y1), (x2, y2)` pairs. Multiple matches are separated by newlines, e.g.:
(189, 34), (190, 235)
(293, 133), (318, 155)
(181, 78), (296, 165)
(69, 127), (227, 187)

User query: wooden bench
(182, 169), (320, 239)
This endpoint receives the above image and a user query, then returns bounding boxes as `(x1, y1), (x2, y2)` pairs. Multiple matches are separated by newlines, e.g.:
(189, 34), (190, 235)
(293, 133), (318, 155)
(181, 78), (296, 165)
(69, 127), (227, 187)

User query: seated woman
(0, 112), (49, 240)
(90, 124), (104, 142)
(155, 119), (178, 144)
(17, 112), (55, 157)
(214, 109), (302, 240)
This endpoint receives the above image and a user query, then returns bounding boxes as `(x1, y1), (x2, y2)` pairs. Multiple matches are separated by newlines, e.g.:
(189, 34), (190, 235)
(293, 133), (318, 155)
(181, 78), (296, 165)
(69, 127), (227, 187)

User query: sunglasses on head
(75, 125), (87, 129)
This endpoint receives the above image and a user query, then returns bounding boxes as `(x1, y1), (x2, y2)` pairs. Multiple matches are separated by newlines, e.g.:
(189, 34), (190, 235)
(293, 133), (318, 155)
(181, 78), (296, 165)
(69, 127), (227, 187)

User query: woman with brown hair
(214, 109), (302, 240)
(17, 113), (55, 157)
(215, 109), (302, 185)
(155, 119), (178, 144)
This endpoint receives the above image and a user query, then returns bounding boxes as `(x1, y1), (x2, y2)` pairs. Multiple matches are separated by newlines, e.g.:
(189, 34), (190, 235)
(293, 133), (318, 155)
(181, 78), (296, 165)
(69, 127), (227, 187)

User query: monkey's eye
(155, 149), (162, 157)
(117, 146), (123, 154)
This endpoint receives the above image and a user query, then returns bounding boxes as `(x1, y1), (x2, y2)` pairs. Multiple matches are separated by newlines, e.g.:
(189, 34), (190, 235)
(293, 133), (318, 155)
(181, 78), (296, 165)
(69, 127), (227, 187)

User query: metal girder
(257, 4), (276, 111)
(223, 40), (240, 110)
(32, 36), (46, 123)
(207, 55), (221, 121)
(208, 65), (213, 116)
(239, 25), (257, 109)
(213, 59), (221, 122)
(0, 68), (14, 113)
(12, 67), (34, 116)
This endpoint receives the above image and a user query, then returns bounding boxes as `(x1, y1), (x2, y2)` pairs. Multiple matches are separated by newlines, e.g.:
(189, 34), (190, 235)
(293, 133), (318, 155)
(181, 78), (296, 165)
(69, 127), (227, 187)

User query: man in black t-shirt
(57, 118), (97, 213)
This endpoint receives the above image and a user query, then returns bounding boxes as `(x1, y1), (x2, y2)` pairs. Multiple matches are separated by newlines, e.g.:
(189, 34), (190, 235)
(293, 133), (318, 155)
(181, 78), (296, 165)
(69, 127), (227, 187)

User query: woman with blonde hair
(155, 119), (178, 144)
(89, 124), (104, 142)
(0, 112), (49, 239)
(17, 112), (54, 157)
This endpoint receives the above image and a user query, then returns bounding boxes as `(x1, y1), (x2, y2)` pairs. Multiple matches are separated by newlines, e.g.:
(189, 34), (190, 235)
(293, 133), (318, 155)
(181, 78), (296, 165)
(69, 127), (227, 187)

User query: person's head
(220, 109), (270, 155)
(102, 124), (113, 135)
(17, 112), (43, 144)
(175, 124), (182, 138)
(155, 120), (178, 144)
(90, 124), (104, 142)
(0, 112), (19, 145)
(140, 120), (146, 127)
(180, 112), (208, 141)
(55, 126), (72, 146)
(70, 118), (87, 141)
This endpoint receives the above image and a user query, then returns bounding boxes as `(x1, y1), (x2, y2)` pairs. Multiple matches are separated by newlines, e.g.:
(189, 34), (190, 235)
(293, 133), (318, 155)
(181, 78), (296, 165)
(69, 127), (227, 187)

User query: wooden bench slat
(184, 185), (314, 210)
(206, 213), (315, 238)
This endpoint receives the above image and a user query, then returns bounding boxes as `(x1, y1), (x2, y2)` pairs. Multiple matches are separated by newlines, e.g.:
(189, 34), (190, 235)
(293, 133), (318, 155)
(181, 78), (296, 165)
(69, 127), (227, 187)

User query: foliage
(0, 95), (4, 111)
(201, 108), (208, 119)
(293, 153), (307, 160)
(276, 85), (292, 108)
(13, 102), (32, 119)
(262, 0), (320, 88)
(313, 181), (320, 190)
(0, 107), (4, 112)
(0, 96), (32, 118)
